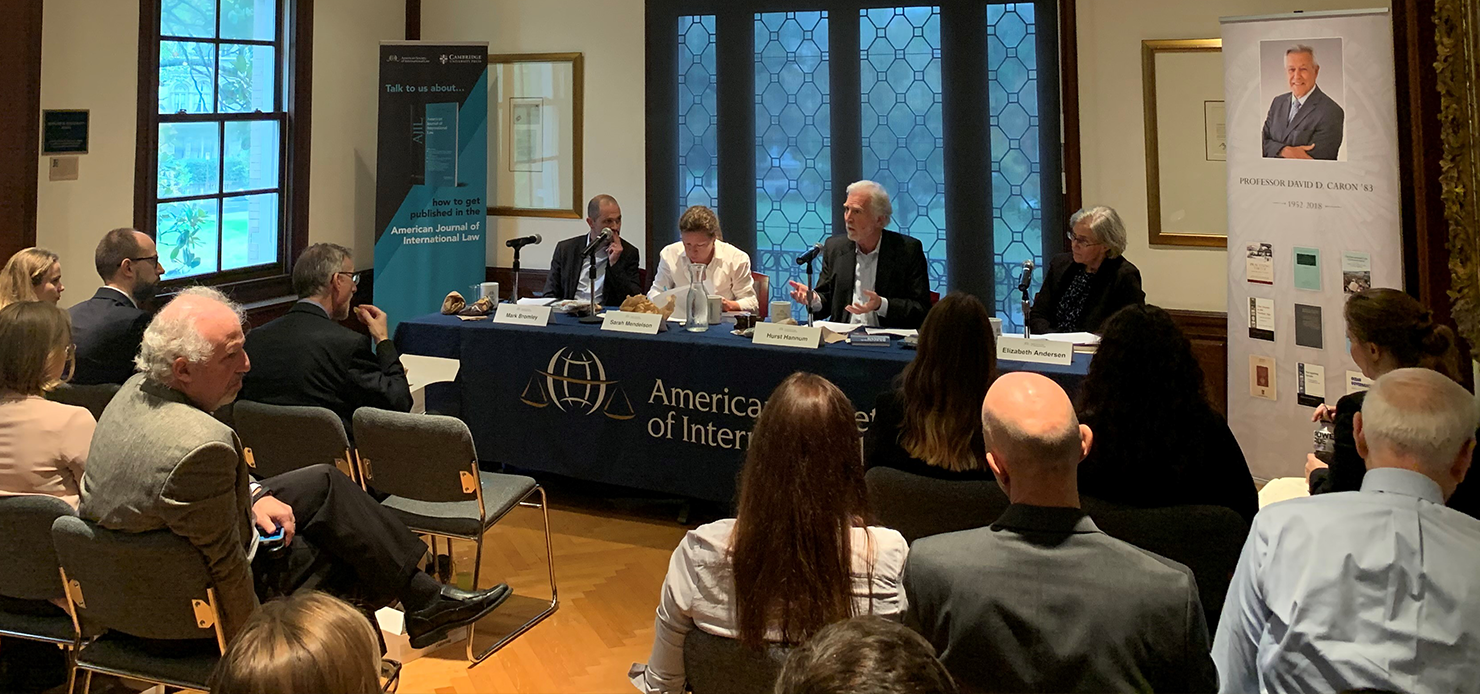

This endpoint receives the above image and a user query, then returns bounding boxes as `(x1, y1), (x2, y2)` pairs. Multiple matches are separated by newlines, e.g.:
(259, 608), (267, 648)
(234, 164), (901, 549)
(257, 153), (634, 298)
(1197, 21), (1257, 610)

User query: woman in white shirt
(630, 373), (908, 694)
(647, 206), (759, 313)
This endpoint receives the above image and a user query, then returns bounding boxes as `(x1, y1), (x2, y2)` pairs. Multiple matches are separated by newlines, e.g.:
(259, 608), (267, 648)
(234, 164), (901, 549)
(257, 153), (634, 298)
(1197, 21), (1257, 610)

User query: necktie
(1288, 97), (1301, 124)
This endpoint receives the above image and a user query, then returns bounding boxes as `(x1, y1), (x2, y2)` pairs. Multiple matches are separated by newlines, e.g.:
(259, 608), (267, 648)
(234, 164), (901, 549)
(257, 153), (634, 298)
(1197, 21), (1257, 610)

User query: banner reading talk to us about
(374, 42), (489, 333)
(1221, 10), (1402, 480)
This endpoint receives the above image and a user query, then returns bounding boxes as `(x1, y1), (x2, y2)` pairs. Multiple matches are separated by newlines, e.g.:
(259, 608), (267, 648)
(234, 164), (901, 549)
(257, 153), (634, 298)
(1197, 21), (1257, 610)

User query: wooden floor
(397, 482), (701, 694)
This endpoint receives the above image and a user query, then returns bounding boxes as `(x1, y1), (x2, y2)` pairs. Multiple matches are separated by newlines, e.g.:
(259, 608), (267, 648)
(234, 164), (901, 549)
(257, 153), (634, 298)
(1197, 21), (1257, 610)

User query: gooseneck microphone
(505, 234), (542, 249)
(795, 243), (823, 266)
(581, 228), (613, 256)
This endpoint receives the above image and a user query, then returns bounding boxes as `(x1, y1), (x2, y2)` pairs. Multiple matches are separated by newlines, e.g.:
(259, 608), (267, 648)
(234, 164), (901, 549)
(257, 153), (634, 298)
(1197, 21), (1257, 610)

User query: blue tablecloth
(395, 313), (1090, 503)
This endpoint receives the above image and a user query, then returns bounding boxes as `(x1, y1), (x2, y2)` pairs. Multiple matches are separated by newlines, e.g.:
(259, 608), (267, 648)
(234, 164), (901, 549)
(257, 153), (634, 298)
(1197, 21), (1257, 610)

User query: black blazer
(864, 389), (993, 481)
(811, 230), (930, 329)
(240, 302), (412, 431)
(1028, 253), (1144, 334)
(542, 234), (642, 306)
(68, 288), (151, 385)
(1261, 85), (1345, 161)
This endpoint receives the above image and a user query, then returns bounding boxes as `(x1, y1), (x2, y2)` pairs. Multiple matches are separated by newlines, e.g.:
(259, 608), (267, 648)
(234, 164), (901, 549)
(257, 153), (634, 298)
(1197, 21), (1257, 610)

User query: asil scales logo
(521, 347), (634, 420)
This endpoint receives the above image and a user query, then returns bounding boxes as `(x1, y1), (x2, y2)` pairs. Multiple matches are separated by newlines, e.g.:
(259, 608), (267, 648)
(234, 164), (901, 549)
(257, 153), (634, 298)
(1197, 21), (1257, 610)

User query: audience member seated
(241, 243), (411, 432)
(544, 194), (643, 305)
(208, 591), (385, 694)
(0, 302), (92, 508)
(630, 373), (908, 694)
(78, 287), (510, 646)
(1028, 206), (1144, 334)
(0, 247), (64, 309)
(774, 615), (958, 694)
(647, 205), (758, 313)
(906, 372), (1217, 693)
(1214, 368), (1480, 693)
(69, 228), (164, 385)
(865, 292), (996, 481)
(1076, 304), (1258, 523)
(1307, 288), (1477, 518)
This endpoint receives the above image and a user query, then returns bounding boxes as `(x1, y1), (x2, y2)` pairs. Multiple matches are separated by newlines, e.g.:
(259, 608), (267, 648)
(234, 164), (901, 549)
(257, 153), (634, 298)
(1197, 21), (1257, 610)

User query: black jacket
(811, 230), (931, 329)
(1261, 85), (1345, 161)
(542, 234), (642, 306)
(240, 302), (412, 431)
(68, 288), (151, 385)
(1028, 253), (1145, 334)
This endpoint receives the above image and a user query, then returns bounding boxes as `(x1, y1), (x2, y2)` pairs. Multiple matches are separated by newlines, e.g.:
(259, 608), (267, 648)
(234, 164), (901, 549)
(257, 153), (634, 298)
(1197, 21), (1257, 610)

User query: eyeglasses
(129, 255), (163, 268)
(1065, 232), (1102, 247)
(380, 658), (402, 693)
(337, 271), (361, 286)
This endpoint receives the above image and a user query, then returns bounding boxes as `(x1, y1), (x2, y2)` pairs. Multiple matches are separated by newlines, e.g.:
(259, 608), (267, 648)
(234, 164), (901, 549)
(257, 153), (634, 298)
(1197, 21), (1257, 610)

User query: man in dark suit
(241, 243), (411, 431)
(904, 372), (1217, 693)
(1262, 44), (1344, 161)
(542, 194), (642, 305)
(68, 228), (165, 384)
(787, 181), (931, 329)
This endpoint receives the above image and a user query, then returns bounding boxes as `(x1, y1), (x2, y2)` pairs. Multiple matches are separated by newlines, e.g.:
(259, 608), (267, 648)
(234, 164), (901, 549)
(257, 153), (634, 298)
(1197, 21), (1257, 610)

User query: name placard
(600, 311), (664, 335)
(492, 303), (552, 326)
(753, 322), (822, 349)
(996, 336), (1073, 365)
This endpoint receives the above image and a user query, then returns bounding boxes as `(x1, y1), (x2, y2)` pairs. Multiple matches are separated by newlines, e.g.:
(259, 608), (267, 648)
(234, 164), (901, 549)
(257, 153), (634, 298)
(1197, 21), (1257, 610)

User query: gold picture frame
(1436, 0), (1480, 356)
(487, 52), (584, 219)
(1142, 38), (1227, 248)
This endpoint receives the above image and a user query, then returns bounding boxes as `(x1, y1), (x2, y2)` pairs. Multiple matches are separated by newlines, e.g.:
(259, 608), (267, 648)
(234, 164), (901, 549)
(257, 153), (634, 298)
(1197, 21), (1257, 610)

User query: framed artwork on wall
(488, 52), (584, 218)
(1142, 38), (1227, 248)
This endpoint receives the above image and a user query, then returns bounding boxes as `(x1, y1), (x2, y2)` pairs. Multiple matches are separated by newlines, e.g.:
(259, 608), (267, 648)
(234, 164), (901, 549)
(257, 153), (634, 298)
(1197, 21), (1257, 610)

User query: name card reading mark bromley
(492, 303), (552, 326)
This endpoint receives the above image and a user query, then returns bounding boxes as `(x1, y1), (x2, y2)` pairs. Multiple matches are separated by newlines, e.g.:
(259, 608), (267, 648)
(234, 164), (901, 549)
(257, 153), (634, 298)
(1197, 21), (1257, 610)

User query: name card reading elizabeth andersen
(996, 336), (1073, 365)
(753, 322), (822, 349)
(600, 310), (664, 335)
(491, 303), (552, 326)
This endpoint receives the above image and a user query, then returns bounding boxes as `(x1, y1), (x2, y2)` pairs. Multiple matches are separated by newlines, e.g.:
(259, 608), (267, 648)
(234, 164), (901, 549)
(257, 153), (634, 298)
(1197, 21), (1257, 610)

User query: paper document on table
(864, 328), (918, 338)
(1037, 332), (1101, 346)
(813, 321), (864, 334)
(516, 297), (556, 306)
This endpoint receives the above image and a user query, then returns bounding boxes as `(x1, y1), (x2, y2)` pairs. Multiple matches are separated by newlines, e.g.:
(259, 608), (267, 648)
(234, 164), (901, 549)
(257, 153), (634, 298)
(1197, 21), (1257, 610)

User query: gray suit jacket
(1261, 85), (1345, 160)
(78, 373), (257, 640)
(905, 505), (1218, 693)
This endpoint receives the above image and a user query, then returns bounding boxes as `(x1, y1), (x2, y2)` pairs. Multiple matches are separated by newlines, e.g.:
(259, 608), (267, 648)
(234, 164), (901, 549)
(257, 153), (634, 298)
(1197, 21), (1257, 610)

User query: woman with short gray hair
(1027, 205), (1145, 334)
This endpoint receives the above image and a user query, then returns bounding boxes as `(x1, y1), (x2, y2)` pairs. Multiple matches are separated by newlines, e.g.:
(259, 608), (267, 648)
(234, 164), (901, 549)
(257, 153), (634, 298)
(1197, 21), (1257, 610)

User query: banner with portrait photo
(1221, 9), (1402, 480)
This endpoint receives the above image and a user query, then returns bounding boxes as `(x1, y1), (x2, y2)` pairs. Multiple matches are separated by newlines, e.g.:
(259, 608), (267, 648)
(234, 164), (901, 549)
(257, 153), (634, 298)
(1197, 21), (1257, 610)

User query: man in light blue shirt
(1213, 367), (1480, 694)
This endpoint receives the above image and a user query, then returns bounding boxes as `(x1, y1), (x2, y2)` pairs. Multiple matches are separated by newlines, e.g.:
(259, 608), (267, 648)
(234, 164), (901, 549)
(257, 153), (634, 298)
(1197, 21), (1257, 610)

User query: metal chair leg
(471, 534), (484, 591)
(81, 669), (93, 694)
(467, 485), (558, 666)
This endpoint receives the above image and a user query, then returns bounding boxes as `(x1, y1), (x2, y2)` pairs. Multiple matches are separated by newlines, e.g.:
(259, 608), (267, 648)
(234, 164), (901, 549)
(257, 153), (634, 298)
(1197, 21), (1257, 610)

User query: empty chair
(683, 629), (790, 694)
(0, 495), (83, 692)
(51, 516), (228, 693)
(865, 466), (1010, 544)
(233, 400), (357, 482)
(1081, 497), (1249, 631)
(45, 382), (121, 422)
(352, 407), (557, 664)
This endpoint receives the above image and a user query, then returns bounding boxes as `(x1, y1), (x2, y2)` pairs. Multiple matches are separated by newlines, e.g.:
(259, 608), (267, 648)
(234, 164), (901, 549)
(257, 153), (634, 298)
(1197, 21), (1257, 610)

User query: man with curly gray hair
(81, 288), (512, 650)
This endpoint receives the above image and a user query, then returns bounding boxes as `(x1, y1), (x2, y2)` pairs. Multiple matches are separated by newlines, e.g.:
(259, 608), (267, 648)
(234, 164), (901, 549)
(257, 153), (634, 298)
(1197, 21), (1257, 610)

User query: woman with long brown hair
(631, 373), (907, 694)
(0, 247), (65, 309)
(0, 301), (92, 509)
(1307, 288), (1476, 517)
(864, 292), (996, 479)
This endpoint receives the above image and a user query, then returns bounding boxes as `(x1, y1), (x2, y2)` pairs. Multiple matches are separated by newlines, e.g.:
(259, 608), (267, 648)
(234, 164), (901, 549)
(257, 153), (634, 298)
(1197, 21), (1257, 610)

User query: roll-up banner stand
(1221, 9), (1401, 480)
(374, 42), (489, 333)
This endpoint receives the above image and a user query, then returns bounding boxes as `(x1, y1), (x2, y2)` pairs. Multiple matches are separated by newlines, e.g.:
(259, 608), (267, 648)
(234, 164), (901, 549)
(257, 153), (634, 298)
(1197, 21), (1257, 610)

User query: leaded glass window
(988, 3), (1042, 330)
(677, 16), (719, 217)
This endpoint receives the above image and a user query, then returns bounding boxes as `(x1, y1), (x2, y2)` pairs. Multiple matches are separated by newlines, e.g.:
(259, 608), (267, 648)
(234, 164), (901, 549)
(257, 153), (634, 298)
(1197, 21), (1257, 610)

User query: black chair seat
(0, 607), (74, 644)
(683, 629), (790, 694)
(865, 466), (1010, 544)
(382, 472), (536, 537)
(75, 633), (219, 689)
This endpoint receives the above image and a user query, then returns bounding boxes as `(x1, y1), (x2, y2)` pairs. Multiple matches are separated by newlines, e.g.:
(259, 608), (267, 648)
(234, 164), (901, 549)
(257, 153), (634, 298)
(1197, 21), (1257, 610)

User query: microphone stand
(510, 246), (523, 303)
(805, 257), (816, 328)
(1019, 281), (1032, 339)
(578, 244), (604, 324)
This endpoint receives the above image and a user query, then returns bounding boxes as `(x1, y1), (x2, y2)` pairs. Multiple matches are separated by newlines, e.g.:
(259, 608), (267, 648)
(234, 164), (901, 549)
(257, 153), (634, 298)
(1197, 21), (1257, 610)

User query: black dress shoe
(405, 583), (512, 649)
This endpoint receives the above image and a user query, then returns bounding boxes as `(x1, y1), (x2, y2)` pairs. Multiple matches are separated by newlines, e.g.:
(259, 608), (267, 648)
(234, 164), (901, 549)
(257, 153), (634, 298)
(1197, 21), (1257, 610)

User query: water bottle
(1313, 420), (1336, 464)
(685, 263), (709, 332)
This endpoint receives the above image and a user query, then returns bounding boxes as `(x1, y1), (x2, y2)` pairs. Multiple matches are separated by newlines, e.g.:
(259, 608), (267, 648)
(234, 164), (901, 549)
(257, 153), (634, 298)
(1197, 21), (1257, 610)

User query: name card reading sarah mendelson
(996, 336), (1073, 365)
(491, 303), (552, 326)
(600, 310), (664, 335)
(753, 322), (822, 349)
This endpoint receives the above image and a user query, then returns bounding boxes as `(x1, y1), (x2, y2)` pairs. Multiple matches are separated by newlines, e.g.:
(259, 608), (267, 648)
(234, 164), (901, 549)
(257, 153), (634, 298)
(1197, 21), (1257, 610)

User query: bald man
(903, 373), (1217, 693)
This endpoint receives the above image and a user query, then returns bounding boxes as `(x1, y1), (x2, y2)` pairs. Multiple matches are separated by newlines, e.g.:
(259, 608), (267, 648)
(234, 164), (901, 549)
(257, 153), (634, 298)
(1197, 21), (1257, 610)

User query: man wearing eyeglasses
(69, 228), (168, 385)
(1027, 206), (1145, 335)
(241, 243), (412, 433)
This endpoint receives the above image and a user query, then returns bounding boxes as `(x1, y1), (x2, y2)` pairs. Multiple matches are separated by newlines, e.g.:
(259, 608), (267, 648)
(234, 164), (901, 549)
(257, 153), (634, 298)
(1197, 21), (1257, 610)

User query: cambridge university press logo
(521, 347), (634, 420)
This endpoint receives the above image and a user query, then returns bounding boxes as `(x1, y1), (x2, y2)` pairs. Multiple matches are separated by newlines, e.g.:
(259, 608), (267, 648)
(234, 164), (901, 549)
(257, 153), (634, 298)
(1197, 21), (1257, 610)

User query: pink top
(0, 394), (94, 508)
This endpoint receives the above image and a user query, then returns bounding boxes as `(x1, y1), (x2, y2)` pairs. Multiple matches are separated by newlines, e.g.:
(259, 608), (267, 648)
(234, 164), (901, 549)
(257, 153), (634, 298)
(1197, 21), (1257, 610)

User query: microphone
(795, 243), (823, 266)
(581, 228), (612, 256)
(505, 234), (542, 249)
(1017, 259), (1035, 293)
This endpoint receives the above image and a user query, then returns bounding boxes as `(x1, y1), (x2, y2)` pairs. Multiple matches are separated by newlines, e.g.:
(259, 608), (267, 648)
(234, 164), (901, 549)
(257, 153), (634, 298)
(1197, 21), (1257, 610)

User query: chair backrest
(45, 383), (122, 422)
(353, 408), (479, 504)
(683, 629), (790, 694)
(233, 400), (354, 480)
(51, 516), (222, 643)
(751, 272), (771, 320)
(0, 495), (77, 601)
(929, 290), (940, 306)
(1081, 497), (1249, 631)
(865, 466), (1009, 544)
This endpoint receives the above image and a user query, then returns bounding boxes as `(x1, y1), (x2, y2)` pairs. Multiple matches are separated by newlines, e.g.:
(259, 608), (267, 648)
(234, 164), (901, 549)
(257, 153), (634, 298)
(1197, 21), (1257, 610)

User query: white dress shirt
(630, 518), (909, 694)
(1212, 467), (1480, 694)
(575, 251), (609, 304)
(647, 240), (758, 312)
(806, 240), (891, 325)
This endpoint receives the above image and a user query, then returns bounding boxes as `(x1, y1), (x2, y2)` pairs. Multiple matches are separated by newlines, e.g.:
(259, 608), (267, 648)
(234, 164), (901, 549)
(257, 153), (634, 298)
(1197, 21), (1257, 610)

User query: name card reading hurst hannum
(600, 311), (664, 335)
(753, 322), (823, 349)
(492, 303), (552, 326)
(996, 336), (1073, 366)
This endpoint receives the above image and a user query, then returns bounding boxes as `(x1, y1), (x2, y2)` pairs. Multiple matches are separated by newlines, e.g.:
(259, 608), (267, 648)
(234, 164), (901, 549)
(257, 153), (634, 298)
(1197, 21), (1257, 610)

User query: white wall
(1076, 0), (1389, 312)
(420, 0), (647, 271)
